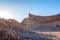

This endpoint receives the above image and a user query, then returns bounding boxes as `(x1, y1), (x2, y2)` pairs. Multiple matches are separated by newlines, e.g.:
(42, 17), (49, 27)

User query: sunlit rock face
(21, 13), (60, 31)
(29, 13), (60, 23)
(20, 18), (29, 30)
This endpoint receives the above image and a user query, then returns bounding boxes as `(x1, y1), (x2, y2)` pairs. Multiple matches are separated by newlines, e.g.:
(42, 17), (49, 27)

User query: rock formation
(21, 13), (60, 31)
(0, 13), (60, 40)
(1, 14), (60, 40)
(0, 18), (22, 32)
(29, 13), (60, 23)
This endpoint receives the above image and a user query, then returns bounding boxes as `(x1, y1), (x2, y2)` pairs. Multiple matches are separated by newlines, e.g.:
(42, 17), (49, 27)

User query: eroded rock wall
(29, 14), (60, 23)
(21, 13), (60, 31)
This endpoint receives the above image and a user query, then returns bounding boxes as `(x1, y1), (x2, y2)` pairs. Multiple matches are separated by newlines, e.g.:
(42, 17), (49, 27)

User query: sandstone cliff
(29, 13), (60, 23)
(21, 13), (60, 31)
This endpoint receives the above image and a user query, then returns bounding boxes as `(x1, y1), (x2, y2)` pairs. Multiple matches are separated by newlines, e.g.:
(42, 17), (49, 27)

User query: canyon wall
(29, 14), (60, 23)
(21, 13), (60, 31)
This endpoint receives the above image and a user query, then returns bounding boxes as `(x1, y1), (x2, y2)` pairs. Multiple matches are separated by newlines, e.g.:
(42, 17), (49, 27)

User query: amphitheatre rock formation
(21, 13), (60, 31)
(29, 13), (60, 23)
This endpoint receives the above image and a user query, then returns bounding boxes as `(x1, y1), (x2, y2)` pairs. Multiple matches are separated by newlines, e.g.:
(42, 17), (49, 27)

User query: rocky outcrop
(29, 13), (60, 23)
(21, 13), (60, 31)
(0, 18), (22, 32)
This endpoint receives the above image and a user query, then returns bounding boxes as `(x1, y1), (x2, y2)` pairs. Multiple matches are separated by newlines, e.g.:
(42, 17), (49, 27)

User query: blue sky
(0, 0), (60, 22)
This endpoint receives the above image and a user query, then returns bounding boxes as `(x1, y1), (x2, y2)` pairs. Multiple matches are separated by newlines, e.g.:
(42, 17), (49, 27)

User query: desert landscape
(0, 13), (60, 40)
(0, 0), (60, 40)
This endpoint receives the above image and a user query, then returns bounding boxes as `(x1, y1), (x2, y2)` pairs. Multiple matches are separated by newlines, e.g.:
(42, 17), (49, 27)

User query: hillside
(0, 18), (22, 32)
